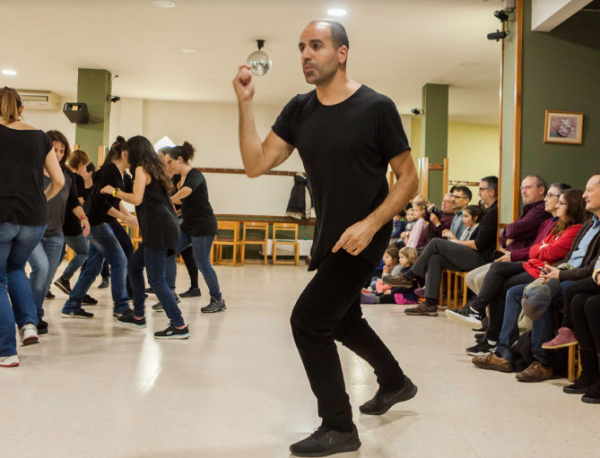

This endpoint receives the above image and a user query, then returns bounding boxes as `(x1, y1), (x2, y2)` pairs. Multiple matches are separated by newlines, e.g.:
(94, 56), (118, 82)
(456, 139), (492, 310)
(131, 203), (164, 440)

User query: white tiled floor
(3, 263), (600, 458)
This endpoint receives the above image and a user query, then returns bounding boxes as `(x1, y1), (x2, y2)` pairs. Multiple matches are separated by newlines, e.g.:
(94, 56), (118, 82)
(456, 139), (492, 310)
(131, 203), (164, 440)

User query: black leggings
(180, 246), (198, 289)
(569, 277), (600, 352)
(470, 262), (535, 342)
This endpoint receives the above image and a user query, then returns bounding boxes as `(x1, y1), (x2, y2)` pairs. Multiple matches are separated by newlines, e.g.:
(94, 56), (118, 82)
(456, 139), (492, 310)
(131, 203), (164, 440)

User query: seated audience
(442, 204), (482, 242)
(448, 185), (472, 239)
(406, 198), (429, 249)
(399, 207), (417, 243)
(424, 194), (455, 241)
(466, 175), (550, 294)
(471, 176), (600, 381)
(364, 246), (402, 293)
(447, 189), (586, 357)
(390, 210), (406, 245)
(384, 176), (499, 316)
(362, 247), (419, 305)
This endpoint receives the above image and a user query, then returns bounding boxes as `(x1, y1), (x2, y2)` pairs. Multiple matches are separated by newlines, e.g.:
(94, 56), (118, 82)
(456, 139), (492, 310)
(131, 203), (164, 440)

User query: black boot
(564, 349), (599, 394)
(582, 354), (600, 404)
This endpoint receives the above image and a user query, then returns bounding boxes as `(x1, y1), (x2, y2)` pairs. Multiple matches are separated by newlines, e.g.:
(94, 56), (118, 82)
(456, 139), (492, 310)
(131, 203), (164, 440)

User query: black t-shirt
(176, 169), (218, 237)
(473, 200), (498, 262)
(62, 169), (84, 237)
(84, 163), (124, 226)
(272, 86), (410, 271)
(74, 173), (85, 198)
(0, 125), (53, 226)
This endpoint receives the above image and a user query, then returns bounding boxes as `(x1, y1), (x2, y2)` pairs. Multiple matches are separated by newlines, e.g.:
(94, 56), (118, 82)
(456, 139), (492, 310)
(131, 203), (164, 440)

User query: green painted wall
(520, 0), (600, 190)
(421, 84), (449, 206)
(75, 69), (112, 164)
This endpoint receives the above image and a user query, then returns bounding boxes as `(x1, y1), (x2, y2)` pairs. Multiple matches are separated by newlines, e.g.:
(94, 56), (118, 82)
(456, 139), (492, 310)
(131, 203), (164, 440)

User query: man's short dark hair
(481, 176), (499, 196)
(310, 20), (349, 50)
(526, 175), (548, 195)
(453, 185), (472, 202)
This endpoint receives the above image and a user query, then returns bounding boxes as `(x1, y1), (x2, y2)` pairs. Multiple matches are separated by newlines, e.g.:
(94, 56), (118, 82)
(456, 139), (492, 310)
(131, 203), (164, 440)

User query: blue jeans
(497, 281), (573, 366)
(167, 232), (222, 301)
(28, 234), (65, 318)
(61, 233), (88, 280)
(129, 246), (184, 327)
(63, 223), (130, 314)
(0, 223), (45, 357)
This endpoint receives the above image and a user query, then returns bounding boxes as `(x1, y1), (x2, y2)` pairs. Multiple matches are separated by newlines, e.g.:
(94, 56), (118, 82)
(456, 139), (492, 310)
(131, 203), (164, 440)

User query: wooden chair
(132, 227), (143, 251)
(272, 223), (300, 266)
(212, 221), (243, 266)
(567, 342), (583, 382)
(241, 222), (269, 265)
(439, 270), (468, 310)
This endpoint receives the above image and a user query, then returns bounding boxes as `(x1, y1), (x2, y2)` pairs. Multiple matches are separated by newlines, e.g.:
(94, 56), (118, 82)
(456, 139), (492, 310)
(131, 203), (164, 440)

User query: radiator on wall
(262, 240), (313, 257)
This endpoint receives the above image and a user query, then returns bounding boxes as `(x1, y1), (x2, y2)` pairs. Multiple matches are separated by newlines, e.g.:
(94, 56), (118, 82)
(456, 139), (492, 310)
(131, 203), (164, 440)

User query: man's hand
(430, 213), (440, 226)
(332, 220), (378, 256)
(539, 264), (560, 282)
(81, 219), (90, 237)
(233, 65), (255, 103)
(494, 253), (512, 263)
(123, 214), (139, 229)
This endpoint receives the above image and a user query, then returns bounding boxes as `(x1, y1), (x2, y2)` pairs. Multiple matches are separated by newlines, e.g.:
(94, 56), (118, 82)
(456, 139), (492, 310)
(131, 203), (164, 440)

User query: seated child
(365, 246), (401, 293)
(362, 247), (419, 304)
(405, 198), (429, 248)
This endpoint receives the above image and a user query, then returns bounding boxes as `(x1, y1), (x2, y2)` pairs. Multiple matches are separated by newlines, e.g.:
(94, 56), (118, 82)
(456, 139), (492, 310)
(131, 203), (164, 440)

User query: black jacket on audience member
(473, 200), (498, 262)
(84, 163), (124, 227)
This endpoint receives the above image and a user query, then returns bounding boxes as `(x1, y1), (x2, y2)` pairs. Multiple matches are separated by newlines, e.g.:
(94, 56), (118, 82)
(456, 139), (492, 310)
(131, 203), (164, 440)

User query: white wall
(532, 0), (590, 31)
(22, 98), (77, 148)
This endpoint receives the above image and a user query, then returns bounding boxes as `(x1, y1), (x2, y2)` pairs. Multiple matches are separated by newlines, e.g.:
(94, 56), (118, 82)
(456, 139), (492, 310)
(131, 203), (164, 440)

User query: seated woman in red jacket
(446, 189), (588, 344)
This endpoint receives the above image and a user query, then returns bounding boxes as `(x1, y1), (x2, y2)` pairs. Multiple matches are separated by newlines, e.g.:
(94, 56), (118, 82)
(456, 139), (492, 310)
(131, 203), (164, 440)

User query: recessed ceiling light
(153, 1), (175, 8)
(182, 49), (200, 53)
(2, 69), (17, 76)
(327, 9), (347, 17)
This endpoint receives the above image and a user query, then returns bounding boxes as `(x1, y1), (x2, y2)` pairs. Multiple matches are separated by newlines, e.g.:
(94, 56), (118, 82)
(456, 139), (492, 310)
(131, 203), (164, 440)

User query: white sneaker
(19, 323), (39, 346)
(0, 355), (20, 367)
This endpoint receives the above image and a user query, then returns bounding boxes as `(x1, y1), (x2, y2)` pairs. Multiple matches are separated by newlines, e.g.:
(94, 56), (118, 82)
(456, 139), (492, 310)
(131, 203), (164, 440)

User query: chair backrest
(216, 221), (240, 241)
(273, 223), (298, 241)
(243, 221), (269, 241)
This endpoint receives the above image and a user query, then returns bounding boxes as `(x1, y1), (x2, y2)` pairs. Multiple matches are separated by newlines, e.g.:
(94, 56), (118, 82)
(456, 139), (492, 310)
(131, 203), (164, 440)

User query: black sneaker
(62, 309), (94, 319)
(37, 319), (49, 335)
(45, 290), (55, 300)
(474, 333), (485, 340)
(359, 376), (418, 415)
(54, 277), (71, 295)
(151, 302), (164, 312)
(201, 298), (226, 313)
(582, 380), (600, 404)
(154, 324), (190, 340)
(180, 287), (201, 298)
(564, 373), (600, 394)
(145, 287), (154, 294)
(82, 294), (98, 305)
(446, 305), (486, 330)
(467, 340), (496, 356)
(116, 309), (147, 329)
(98, 277), (110, 289)
(289, 425), (361, 457)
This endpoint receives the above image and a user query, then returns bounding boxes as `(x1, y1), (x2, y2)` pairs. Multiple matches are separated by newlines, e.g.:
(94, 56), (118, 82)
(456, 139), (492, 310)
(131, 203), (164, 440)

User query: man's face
(583, 176), (600, 214)
(451, 191), (469, 211)
(299, 23), (346, 85)
(521, 176), (545, 205)
(478, 181), (494, 206)
(441, 195), (454, 213)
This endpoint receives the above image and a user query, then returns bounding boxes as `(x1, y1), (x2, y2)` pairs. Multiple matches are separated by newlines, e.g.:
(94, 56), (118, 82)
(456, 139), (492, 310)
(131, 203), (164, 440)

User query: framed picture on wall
(544, 110), (584, 145)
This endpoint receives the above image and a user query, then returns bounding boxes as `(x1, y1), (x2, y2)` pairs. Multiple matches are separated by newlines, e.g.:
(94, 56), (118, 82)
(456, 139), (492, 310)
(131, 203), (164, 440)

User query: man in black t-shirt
(234, 20), (419, 457)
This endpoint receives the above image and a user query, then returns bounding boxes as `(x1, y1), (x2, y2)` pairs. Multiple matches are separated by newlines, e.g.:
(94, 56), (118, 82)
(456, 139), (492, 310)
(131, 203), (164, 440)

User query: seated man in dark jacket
(385, 176), (499, 316)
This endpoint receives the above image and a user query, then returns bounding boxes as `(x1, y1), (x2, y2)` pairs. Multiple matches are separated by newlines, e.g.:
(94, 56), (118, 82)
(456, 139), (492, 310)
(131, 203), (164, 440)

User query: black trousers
(470, 262), (535, 342)
(291, 250), (405, 432)
(569, 277), (600, 353)
(180, 246), (199, 289)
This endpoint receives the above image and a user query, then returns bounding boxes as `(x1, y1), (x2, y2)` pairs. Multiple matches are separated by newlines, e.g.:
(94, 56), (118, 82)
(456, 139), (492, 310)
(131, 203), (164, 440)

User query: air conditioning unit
(17, 90), (61, 112)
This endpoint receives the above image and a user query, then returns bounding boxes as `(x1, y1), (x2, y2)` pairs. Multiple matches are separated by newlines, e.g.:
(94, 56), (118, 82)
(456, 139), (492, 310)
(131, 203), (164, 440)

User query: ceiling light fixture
(2, 69), (17, 76)
(247, 40), (272, 76)
(153, 1), (175, 8)
(327, 9), (347, 17)
(182, 49), (200, 53)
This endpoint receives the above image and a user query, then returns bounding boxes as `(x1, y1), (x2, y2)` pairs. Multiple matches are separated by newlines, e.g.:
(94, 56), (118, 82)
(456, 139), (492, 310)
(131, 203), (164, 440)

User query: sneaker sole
(22, 336), (39, 346)
(290, 440), (361, 457)
(445, 310), (483, 329)
(201, 307), (227, 314)
(54, 281), (71, 295)
(61, 314), (94, 319)
(467, 349), (496, 357)
(582, 396), (600, 404)
(563, 386), (591, 394)
(360, 378), (418, 416)
(38, 328), (48, 335)
(404, 310), (437, 316)
(472, 360), (513, 372)
(180, 292), (201, 298)
(154, 333), (190, 340)
(542, 341), (578, 350)
(0, 362), (20, 368)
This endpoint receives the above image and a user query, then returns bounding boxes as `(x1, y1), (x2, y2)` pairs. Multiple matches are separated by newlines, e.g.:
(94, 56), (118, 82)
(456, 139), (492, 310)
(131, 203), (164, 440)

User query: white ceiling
(0, 0), (504, 124)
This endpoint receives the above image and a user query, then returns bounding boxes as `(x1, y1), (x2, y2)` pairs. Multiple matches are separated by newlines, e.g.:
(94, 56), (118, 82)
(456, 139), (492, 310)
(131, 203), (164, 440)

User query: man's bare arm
(333, 151), (419, 255)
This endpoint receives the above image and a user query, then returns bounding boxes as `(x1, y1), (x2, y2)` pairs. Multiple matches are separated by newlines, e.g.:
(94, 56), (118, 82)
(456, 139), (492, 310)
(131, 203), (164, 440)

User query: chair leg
(568, 345), (577, 382)
(439, 271), (445, 306)
(462, 275), (468, 308)
(295, 244), (299, 266)
(273, 243), (277, 265)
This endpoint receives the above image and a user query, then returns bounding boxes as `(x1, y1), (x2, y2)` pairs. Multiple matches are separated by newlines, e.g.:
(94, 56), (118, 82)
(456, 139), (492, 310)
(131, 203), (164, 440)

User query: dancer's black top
(84, 162), (124, 226)
(136, 177), (180, 254)
(0, 124), (53, 226)
(174, 170), (218, 237)
(62, 169), (84, 237)
(45, 169), (80, 237)
(272, 85), (410, 271)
